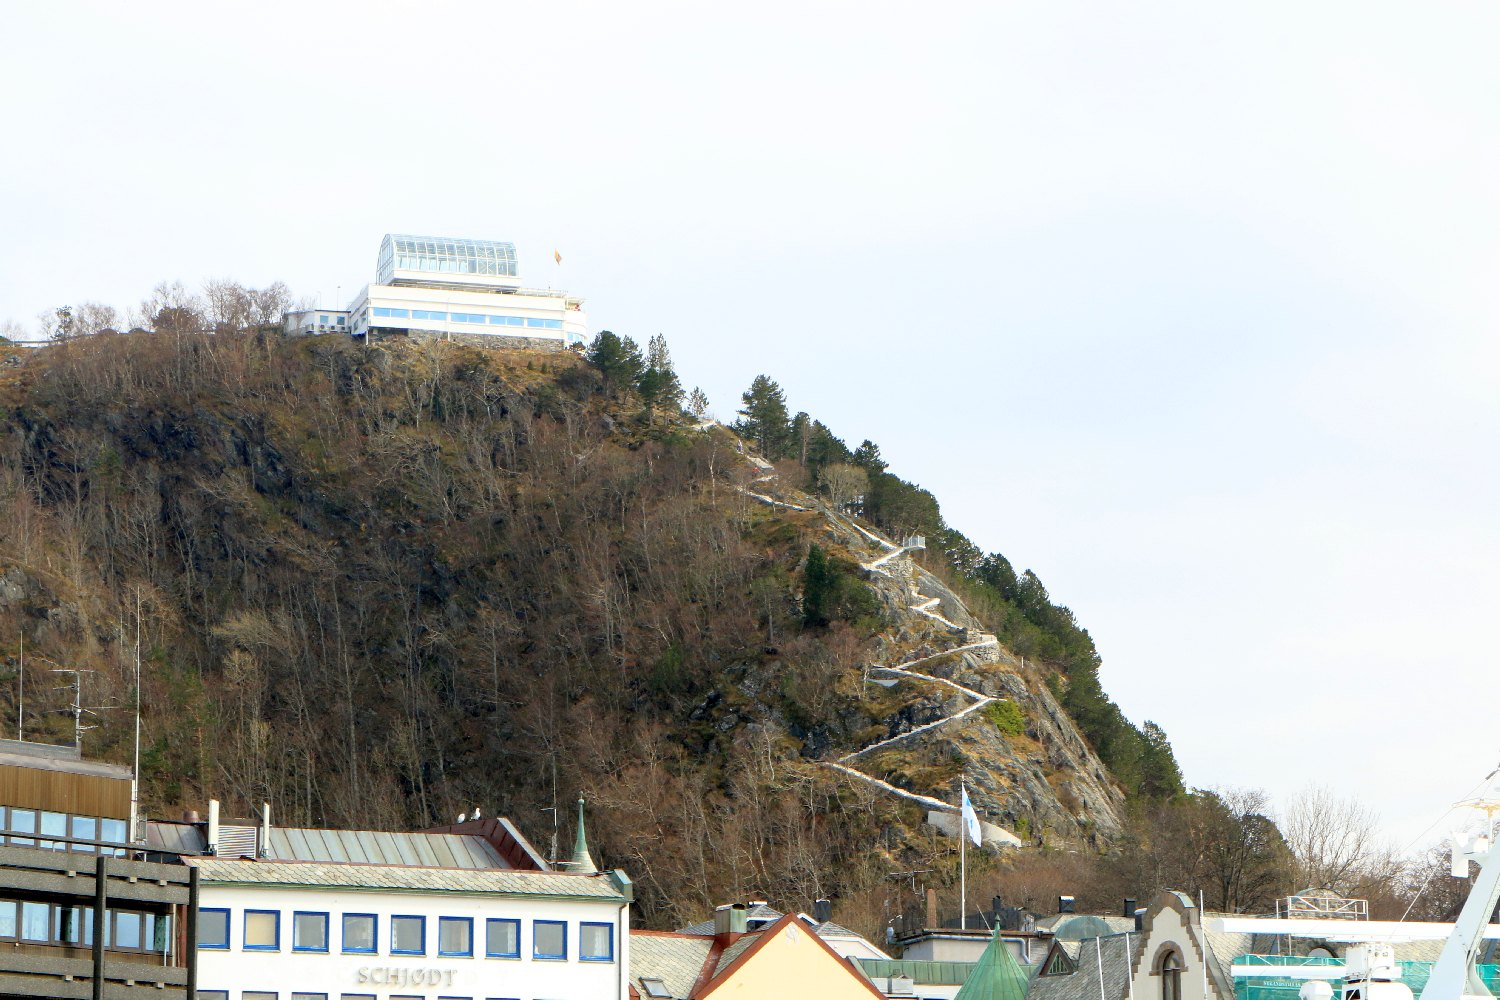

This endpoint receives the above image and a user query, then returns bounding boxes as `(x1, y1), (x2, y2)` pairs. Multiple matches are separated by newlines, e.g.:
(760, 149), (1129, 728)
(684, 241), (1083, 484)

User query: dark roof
(1028, 934), (1140, 1000)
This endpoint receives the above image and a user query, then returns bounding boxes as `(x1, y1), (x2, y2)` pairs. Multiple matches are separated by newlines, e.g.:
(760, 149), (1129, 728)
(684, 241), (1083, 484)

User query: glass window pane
(294, 912), (328, 951)
(199, 908), (230, 948)
(39, 811), (66, 849)
(149, 911), (169, 951)
(392, 915), (423, 954)
(244, 993), (277, 1000)
(11, 807), (36, 846)
(438, 916), (471, 956)
(581, 922), (613, 960)
(534, 920), (565, 959)
(343, 913), (376, 953)
(21, 902), (48, 942)
(71, 816), (97, 853)
(115, 911), (142, 949)
(99, 818), (127, 856)
(199, 993), (228, 1000)
(292, 994), (328, 1000)
(486, 917), (519, 957)
(245, 910), (278, 950)
(0, 900), (16, 939)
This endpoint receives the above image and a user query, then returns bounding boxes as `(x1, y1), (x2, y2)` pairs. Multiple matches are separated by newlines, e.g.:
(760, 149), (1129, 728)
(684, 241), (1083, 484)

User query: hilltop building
(286, 234), (589, 349)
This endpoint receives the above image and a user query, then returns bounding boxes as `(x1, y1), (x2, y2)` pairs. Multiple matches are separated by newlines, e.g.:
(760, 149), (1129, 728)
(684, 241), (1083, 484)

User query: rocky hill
(0, 330), (1162, 932)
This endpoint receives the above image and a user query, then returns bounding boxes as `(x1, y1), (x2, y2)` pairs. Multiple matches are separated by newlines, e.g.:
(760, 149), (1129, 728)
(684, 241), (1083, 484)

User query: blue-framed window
(373, 307), (410, 319)
(341, 995), (375, 1000)
(244, 909), (280, 951)
(580, 921), (614, 962)
(198, 908), (230, 949)
(485, 917), (520, 958)
(198, 992), (228, 1000)
(243, 992), (276, 1000)
(533, 919), (566, 960)
(438, 916), (473, 957)
(291, 994), (328, 1000)
(293, 911), (329, 952)
(412, 309), (447, 321)
(391, 914), (425, 955)
(342, 912), (377, 954)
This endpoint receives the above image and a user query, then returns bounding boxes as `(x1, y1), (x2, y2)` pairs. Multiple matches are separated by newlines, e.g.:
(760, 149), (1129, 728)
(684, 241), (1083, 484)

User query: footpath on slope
(700, 421), (1016, 842)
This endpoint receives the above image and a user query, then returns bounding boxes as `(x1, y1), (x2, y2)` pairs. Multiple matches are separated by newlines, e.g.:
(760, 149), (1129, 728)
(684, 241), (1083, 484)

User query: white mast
(960, 778), (967, 931)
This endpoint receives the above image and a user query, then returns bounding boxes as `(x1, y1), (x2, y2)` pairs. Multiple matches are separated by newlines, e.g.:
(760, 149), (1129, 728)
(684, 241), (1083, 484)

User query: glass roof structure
(377, 234), (519, 285)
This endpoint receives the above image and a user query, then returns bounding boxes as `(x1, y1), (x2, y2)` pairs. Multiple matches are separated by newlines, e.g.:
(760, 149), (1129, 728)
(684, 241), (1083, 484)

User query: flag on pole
(961, 786), (982, 847)
(554, 249), (562, 265)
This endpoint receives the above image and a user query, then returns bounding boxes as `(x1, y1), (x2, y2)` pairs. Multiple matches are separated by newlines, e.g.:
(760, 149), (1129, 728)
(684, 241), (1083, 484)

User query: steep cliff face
(734, 456), (1128, 848)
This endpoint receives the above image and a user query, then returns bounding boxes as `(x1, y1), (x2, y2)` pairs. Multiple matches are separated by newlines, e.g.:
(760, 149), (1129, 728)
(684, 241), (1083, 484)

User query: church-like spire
(569, 796), (597, 874)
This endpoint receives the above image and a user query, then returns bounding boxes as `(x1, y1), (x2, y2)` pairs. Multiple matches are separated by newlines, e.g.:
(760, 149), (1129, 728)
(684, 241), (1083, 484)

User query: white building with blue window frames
(287, 235), (589, 350)
(182, 804), (631, 1000)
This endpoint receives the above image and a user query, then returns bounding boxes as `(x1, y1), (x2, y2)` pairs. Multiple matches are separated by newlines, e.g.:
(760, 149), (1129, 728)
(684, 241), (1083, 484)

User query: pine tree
(852, 439), (887, 473)
(687, 387), (710, 420)
(735, 375), (792, 459)
(638, 333), (684, 424)
(585, 330), (645, 397)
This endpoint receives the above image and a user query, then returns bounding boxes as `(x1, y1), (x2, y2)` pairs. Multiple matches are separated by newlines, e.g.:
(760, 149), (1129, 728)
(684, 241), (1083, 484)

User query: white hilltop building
(285, 234), (589, 349)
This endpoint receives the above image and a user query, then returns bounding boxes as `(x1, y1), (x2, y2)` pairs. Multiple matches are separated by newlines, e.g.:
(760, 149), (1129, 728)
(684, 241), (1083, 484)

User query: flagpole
(960, 778), (967, 931)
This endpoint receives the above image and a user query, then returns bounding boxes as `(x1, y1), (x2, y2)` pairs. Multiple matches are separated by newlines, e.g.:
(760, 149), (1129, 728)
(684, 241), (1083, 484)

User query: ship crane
(1419, 767), (1500, 1000)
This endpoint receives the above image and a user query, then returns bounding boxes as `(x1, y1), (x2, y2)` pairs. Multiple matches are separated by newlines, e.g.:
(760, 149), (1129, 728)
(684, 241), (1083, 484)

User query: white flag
(961, 787), (982, 847)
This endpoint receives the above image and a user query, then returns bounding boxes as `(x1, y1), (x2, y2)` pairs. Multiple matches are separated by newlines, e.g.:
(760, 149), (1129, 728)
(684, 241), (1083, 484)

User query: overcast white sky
(4, 2), (1498, 851)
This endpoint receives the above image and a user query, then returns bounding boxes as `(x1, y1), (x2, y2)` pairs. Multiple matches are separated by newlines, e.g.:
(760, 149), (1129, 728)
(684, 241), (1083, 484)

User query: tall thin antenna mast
(131, 596), (142, 843)
(15, 631), (22, 741)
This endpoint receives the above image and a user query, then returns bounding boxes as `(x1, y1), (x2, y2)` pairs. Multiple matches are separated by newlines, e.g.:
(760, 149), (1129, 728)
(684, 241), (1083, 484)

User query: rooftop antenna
(15, 630), (22, 741)
(540, 806), (559, 864)
(49, 668), (103, 749)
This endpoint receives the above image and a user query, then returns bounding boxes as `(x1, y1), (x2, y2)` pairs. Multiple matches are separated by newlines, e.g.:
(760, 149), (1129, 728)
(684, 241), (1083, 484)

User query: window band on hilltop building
(284, 234), (589, 348)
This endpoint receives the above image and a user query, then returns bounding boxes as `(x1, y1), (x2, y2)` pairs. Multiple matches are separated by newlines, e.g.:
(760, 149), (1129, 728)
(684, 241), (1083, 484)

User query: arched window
(1157, 948), (1185, 1000)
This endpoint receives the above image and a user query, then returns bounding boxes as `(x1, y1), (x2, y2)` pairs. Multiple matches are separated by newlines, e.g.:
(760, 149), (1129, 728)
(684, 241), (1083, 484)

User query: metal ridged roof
(186, 858), (627, 899)
(267, 827), (507, 869)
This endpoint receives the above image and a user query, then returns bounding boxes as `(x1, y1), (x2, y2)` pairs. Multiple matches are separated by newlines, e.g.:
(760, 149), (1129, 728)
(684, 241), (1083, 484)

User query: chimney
(207, 799), (220, 856)
(181, 810), (200, 824)
(926, 888), (938, 929)
(713, 904), (748, 940)
(1057, 895), (1075, 914)
(1135, 909), (1145, 932)
(992, 896), (1004, 920)
(813, 899), (833, 924)
(1123, 898), (1137, 918)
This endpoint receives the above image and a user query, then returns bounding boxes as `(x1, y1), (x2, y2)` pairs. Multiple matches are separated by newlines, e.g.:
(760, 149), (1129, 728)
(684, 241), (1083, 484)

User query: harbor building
(287, 235), (589, 350)
(0, 739), (198, 1000)
(178, 799), (634, 1000)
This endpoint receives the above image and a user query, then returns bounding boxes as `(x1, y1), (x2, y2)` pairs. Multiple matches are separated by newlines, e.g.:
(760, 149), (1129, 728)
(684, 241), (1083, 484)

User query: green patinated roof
(955, 925), (1031, 1000)
(858, 959), (978, 986)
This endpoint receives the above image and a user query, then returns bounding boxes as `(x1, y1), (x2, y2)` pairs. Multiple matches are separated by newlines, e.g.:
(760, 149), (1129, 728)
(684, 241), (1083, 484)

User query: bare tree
(1282, 784), (1381, 894)
(819, 463), (869, 511)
